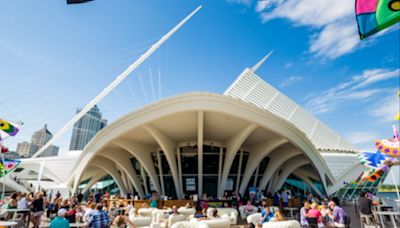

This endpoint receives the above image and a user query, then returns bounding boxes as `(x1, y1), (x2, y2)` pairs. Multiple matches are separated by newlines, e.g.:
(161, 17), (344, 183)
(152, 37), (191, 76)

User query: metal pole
(390, 169), (400, 202)
(31, 5), (202, 158)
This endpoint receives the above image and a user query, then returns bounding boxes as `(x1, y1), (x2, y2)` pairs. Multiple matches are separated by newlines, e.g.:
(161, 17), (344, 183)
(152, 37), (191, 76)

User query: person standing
(77, 191), (84, 204)
(281, 190), (289, 207)
(50, 209), (70, 228)
(31, 193), (45, 228)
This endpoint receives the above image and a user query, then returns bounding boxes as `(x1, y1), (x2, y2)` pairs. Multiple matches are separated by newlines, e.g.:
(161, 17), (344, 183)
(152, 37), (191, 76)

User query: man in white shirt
(281, 190), (289, 207)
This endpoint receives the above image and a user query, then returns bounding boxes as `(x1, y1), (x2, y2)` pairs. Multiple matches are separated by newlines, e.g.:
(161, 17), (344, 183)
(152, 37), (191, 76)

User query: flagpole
(31, 5), (202, 159)
(390, 166), (400, 202)
(0, 139), (5, 213)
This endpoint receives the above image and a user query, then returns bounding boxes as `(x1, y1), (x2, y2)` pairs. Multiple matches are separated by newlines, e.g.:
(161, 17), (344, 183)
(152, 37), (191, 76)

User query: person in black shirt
(77, 192), (84, 204)
(358, 191), (372, 214)
(31, 193), (45, 228)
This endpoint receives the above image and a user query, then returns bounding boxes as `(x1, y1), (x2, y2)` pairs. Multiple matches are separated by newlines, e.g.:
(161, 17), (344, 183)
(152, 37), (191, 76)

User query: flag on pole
(358, 151), (389, 169)
(355, 0), (400, 39)
(0, 159), (20, 178)
(375, 139), (400, 157)
(0, 119), (20, 140)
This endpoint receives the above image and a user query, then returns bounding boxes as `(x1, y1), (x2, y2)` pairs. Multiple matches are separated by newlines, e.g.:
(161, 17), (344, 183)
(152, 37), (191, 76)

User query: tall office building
(15, 124), (59, 157)
(69, 105), (107, 150)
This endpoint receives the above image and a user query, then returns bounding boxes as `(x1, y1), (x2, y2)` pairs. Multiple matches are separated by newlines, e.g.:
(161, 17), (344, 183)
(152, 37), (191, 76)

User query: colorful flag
(0, 159), (20, 178)
(358, 151), (389, 169)
(361, 168), (385, 182)
(356, 0), (400, 39)
(375, 139), (400, 157)
(0, 119), (20, 140)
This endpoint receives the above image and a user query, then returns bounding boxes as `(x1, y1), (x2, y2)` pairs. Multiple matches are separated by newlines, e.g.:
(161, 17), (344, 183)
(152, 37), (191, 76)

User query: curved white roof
(224, 68), (358, 153)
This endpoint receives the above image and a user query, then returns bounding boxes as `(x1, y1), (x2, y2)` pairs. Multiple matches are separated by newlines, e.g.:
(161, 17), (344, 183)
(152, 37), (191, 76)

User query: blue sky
(1, 1), (399, 180)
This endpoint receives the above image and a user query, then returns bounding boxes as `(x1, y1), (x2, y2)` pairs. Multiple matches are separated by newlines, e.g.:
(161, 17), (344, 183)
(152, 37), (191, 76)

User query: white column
(217, 147), (223, 194)
(197, 111), (204, 197)
(177, 147), (183, 197)
(218, 124), (257, 197)
(36, 160), (45, 192)
(235, 149), (243, 193)
(253, 165), (259, 187)
(157, 150), (165, 195)
(141, 165), (149, 195)
(144, 125), (182, 198)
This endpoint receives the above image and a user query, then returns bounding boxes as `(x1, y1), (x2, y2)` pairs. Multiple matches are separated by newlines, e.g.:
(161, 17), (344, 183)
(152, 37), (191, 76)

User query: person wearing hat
(50, 208), (70, 228)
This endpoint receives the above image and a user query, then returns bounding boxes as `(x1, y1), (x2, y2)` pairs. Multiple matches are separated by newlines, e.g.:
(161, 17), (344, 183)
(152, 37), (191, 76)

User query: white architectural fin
(250, 50), (273, 73)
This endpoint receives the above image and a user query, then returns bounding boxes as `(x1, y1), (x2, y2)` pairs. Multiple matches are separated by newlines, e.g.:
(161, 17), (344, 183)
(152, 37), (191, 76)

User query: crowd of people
(0, 188), (358, 228)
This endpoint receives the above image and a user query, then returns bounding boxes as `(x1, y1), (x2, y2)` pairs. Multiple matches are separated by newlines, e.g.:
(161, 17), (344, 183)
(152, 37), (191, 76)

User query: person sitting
(300, 202), (310, 226)
(328, 201), (346, 228)
(88, 203), (110, 228)
(244, 200), (255, 216)
(83, 202), (96, 223)
(113, 214), (136, 228)
(50, 209), (70, 228)
(170, 205), (180, 215)
(257, 205), (275, 227)
(273, 211), (284, 222)
(358, 191), (372, 215)
(306, 202), (323, 228)
(320, 202), (330, 224)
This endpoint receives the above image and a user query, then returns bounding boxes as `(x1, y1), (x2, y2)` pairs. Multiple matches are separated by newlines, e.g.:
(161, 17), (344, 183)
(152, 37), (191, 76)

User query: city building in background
(69, 105), (107, 151)
(16, 124), (59, 158)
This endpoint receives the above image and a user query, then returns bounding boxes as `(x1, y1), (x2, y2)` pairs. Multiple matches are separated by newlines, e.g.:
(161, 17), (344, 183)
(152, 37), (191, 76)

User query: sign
(226, 178), (234, 191)
(186, 178), (196, 191)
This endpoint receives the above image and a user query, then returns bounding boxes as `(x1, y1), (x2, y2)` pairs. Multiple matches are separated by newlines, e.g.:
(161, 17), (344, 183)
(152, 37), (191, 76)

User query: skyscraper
(69, 105), (107, 150)
(16, 124), (59, 157)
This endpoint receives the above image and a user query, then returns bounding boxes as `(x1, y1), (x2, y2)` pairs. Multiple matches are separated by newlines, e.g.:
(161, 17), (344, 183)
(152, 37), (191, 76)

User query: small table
(3, 208), (31, 226)
(0, 221), (18, 227)
(375, 211), (400, 228)
(284, 207), (298, 219)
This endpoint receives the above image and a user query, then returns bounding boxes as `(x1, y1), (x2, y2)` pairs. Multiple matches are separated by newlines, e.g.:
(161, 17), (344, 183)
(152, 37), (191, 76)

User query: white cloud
(346, 131), (378, 144)
(306, 68), (399, 114)
(257, 0), (359, 59)
(284, 62), (293, 69)
(280, 75), (302, 87)
(226, 0), (252, 6)
(369, 92), (400, 122)
(351, 69), (400, 90)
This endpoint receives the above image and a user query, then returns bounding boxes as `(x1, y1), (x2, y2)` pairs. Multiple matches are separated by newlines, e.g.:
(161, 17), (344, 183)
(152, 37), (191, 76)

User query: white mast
(31, 6), (202, 158)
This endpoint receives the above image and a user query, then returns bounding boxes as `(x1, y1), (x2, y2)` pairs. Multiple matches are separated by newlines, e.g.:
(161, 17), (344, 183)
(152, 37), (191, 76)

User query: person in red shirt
(306, 202), (323, 227)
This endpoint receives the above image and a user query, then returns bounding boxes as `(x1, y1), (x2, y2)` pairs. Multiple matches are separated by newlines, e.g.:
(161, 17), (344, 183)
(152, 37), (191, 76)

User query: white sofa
(178, 207), (196, 219)
(262, 220), (301, 228)
(239, 205), (258, 219)
(138, 208), (157, 218)
(172, 219), (230, 228)
(209, 208), (238, 225)
(246, 213), (261, 226)
(129, 216), (152, 227)
(246, 213), (301, 228)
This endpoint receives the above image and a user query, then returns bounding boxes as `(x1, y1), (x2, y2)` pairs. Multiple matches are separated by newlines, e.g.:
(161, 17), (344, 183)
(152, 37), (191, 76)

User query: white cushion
(262, 220), (301, 228)
(139, 208), (157, 218)
(171, 221), (209, 228)
(246, 213), (261, 225)
(130, 216), (152, 227)
(200, 218), (230, 228)
(211, 208), (238, 224)
(178, 207), (196, 219)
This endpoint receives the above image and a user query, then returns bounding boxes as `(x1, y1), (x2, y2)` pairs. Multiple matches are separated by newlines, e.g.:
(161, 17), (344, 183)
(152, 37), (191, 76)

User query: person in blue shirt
(259, 205), (275, 226)
(50, 209), (70, 228)
(88, 203), (110, 228)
